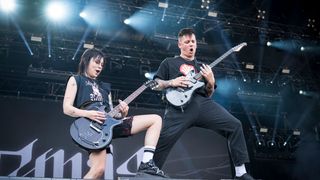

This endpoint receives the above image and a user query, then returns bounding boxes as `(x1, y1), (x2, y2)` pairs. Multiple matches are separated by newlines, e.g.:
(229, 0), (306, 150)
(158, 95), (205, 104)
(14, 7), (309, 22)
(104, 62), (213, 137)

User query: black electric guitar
(166, 42), (247, 107)
(69, 80), (158, 150)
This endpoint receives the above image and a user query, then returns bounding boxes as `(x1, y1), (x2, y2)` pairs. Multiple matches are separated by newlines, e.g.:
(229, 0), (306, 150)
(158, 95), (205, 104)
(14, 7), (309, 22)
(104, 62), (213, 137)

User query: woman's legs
(130, 114), (167, 177)
(84, 149), (106, 179)
(82, 114), (163, 179)
(130, 114), (162, 147)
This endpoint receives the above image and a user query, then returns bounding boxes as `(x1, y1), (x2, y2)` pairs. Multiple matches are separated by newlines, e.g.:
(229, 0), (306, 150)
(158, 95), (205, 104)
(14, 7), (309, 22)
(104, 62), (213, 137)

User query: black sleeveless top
(72, 75), (111, 111)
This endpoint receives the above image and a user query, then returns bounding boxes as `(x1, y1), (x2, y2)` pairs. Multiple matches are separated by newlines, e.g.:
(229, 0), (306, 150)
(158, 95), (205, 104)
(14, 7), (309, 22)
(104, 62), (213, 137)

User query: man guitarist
(153, 28), (255, 180)
(63, 48), (167, 179)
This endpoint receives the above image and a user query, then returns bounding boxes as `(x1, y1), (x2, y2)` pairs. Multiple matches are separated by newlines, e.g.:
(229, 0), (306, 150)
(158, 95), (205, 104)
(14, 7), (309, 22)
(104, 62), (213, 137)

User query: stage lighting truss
(251, 128), (300, 160)
(264, 76), (275, 87)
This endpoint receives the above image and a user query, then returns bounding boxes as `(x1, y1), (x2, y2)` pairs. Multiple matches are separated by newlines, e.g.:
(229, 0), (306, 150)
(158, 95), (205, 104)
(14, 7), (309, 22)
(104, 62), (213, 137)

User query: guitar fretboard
(193, 43), (246, 80)
(107, 84), (147, 117)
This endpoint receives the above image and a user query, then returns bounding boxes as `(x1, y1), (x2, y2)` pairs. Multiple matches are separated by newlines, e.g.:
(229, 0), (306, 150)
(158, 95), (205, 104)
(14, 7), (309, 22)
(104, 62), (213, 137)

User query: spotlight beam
(161, 7), (167, 21)
(72, 26), (92, 60)
(271, 99), (283, 146)
(176, 0), (193, 24)
(47, 26), (51, 58)
(11, 17), (33, 55)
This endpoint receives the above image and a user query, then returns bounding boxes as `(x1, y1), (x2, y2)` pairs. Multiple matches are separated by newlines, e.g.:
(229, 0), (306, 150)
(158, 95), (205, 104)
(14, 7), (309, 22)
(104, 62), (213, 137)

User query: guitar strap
(193, 58), (201, 72)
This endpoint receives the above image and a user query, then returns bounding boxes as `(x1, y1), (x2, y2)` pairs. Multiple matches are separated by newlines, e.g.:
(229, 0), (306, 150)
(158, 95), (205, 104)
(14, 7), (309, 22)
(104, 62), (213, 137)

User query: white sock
(142, 146), (155, 163)
(235, 164), (247, 177)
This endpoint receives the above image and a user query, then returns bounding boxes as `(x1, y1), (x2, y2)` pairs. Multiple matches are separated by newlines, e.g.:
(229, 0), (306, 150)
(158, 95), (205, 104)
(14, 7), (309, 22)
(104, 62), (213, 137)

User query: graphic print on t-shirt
(179, 64), (195, 76)
(86, 80), (103, 102)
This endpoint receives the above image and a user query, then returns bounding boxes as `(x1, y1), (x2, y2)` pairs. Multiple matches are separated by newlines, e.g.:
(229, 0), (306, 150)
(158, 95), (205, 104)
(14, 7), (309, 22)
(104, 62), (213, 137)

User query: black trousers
(154, 95), (250, 168)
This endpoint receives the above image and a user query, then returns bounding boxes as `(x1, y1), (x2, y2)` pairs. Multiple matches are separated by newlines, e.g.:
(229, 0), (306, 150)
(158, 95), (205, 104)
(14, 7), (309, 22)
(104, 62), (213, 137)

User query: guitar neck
(107, 84), (147, 117)
(194, 48), (234, 79)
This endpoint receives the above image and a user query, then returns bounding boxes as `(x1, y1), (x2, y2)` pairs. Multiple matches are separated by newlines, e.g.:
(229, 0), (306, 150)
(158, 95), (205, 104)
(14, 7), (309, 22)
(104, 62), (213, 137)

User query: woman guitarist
(63, 48), (167, 179)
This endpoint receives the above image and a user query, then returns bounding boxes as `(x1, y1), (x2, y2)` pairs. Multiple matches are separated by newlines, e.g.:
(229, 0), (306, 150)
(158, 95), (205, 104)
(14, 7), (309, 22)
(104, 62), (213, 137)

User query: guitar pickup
(90, 122), (102, 133)
(177, 87), (185, 92)
(190, 78), (197, 83)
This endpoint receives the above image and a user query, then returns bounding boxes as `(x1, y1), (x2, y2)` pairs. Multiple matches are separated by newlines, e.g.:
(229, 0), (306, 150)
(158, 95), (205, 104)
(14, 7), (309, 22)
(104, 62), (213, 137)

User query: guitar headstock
(232, 42), (247, 52)
(144, 80), (159, 90)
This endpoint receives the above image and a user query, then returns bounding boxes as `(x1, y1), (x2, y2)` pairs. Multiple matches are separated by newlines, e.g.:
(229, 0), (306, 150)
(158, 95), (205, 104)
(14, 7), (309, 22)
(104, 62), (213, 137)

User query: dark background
(0, 0), (320, 180)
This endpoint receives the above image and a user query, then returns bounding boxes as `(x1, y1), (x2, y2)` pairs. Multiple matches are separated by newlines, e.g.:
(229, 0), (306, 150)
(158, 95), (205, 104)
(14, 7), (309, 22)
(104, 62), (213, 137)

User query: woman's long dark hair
(78, 48), (105, 75)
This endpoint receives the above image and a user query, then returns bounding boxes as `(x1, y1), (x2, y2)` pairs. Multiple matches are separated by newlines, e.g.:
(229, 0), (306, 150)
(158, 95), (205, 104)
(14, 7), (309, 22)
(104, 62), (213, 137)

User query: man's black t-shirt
(154, 56), (208, 97)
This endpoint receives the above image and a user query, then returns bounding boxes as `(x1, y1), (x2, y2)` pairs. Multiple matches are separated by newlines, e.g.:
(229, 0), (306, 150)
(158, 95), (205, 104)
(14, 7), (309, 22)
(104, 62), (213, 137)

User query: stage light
(242, 74), (251, 83)
(253, 128), (301, 160)
(140, 64), (151, 75)
(307, 18), (316, 31)
(158, 2), (168, 8)
(255, 139), (265, 148)
(258, 141), (262, 146)
(144, 72), (155, 80)
(245, 63), (254, 70)
(299, 90), (304, 94)
(124, 18), (130, 25)
(293, 129), (300, 136)
(267, 41), (272, 46)
(260, 127), (268, 133)
(267, 140), (276, 148)
(283, 141), (287, 146)
(208, 11), (218, 17)
(79, 5), (105, 26)
(0, 0), (16, 13)
(83, 43), (94, 49)
(277, 75), (290, 87)
(281, 67), (290, 74)
(79, 11), (87, 18)
(257, 9), (266, 20)
(300, 46), (304, 51)
(31, 35), (42, 43)
(201, 0), (210, 9)
(46, 2), (68, 21)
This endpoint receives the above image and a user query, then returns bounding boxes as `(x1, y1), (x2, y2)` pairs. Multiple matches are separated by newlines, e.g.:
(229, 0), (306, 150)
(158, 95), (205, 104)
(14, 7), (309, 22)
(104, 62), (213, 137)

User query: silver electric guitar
(165, 42), (247, 107)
